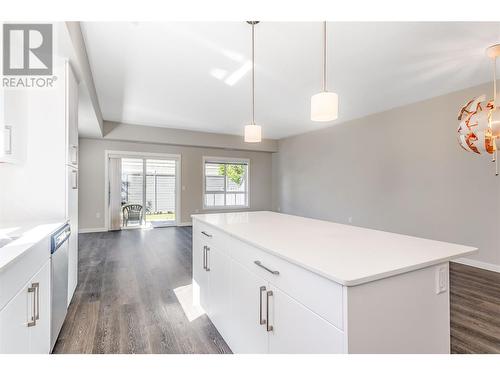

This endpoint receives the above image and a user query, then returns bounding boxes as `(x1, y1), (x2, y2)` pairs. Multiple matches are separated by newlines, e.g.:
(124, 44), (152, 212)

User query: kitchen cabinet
(0, 260), (51, 354)
(206, 245), (231, 340)
(192, 226), (209, 311)
(228, 260), (268, 353)
(0, 88), (28, 164)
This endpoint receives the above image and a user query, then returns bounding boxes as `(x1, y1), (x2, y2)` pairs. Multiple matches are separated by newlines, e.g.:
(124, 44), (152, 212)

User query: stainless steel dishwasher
(50, 224), (70, 352)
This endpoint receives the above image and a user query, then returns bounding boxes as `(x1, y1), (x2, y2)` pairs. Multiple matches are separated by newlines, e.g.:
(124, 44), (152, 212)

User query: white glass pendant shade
(311, 91), (339, 122)
(244, 124), (262, 143)
(490, 107), (500, 137)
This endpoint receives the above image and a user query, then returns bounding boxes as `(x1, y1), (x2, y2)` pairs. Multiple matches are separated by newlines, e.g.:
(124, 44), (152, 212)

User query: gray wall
(79, 138), (273, 230)
(273, 82), (500, 267)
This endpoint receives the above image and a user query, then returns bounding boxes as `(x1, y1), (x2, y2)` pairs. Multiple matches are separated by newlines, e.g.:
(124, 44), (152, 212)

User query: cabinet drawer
(0, 237), (50, 311)
(193, 220), (228, 257)
(228, 236), (344, 330)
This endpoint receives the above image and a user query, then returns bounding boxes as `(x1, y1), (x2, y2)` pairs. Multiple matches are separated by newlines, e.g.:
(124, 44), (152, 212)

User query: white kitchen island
(191, 211), (477, 354)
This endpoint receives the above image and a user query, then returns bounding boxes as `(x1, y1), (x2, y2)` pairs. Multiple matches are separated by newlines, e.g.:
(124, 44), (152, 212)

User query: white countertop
(191, 211), (478, 286)
(0, 221), (66, 271)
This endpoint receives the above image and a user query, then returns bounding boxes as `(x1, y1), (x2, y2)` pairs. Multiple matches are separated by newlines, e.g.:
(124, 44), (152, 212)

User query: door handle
(259, 286), (266, 325)
(27, 285), (36, 327)
(266, 290), (273, 332)
(205, 247), (210, 271)
(254, 260), (280, 275)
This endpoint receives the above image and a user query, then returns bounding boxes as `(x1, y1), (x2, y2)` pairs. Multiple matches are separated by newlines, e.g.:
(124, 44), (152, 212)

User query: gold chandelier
(457, 44), (500, 175)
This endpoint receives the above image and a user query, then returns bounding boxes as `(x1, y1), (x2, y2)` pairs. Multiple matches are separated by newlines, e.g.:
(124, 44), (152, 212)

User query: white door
(229, 260), (269, 353)
(192, 232), (210, 312)
(29, 261), (51, 354)
(0, 282), (31, 353)
(206, 246), (231, 340)
(268, 286), (345, 354)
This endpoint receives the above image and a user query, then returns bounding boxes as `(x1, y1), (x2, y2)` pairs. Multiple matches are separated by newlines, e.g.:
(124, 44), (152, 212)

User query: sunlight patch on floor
(173, 284), (206, 322)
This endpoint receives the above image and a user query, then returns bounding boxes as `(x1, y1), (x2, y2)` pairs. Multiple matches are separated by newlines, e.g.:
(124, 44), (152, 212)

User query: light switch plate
(435, 266), (448, 294)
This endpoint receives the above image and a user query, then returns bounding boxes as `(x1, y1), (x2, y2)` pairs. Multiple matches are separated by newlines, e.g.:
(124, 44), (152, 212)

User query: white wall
(79, 138), (273, 230)
(273, 82), (500, 268)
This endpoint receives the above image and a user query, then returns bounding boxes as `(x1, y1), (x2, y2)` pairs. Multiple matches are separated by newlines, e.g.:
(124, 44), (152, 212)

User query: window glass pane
(205, 163), (223, 176)
(235, 193), (246, 206)
(205, 193), (214, 207)
(214, 193), (225, 206)
(226, 193), (236, 206)
(225, 164), (246, 192)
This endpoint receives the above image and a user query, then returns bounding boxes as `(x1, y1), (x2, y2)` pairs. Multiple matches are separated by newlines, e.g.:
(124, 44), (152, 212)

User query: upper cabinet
(66, 62), (79, 169)
(0, 88), (28, 164)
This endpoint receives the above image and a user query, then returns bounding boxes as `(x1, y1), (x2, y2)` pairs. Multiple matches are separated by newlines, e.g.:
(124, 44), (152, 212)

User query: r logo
(3, 24), (53, 76)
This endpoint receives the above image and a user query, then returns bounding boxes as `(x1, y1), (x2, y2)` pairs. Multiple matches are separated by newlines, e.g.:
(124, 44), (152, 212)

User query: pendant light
(244, 21), (262, 143)
(457, 44), (500, 175)
(311, 21), (339, 122)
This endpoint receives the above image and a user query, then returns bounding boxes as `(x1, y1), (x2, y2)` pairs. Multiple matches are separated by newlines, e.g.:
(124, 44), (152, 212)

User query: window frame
(202, 156), (250, 210)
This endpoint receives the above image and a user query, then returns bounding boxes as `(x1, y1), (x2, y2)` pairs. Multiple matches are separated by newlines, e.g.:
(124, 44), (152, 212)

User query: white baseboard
(79, 227), (108, 234)
(177, 222), (192, 227)
(452, 257), (500, 274)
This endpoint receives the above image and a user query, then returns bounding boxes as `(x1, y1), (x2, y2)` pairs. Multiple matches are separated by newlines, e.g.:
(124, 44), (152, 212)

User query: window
(203, 157), (249, 208)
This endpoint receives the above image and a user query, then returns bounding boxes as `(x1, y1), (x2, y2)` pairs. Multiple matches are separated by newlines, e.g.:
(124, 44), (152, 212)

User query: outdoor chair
(122, 203), (144, 227)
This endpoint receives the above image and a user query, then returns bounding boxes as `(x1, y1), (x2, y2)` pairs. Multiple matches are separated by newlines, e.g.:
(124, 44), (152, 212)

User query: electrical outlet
(96, 212), (101, 219)
(435, 266), (448, 294)
(348, 216), (353, 224)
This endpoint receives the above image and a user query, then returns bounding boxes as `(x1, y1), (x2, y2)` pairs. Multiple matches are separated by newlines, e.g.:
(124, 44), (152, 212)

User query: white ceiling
(82, 22), (500, 140)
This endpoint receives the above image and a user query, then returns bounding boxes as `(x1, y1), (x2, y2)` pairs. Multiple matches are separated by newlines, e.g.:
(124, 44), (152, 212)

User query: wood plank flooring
(53, 227), (231, 354)
(53, 227), (500, 354)
(450, 262), (500, 354)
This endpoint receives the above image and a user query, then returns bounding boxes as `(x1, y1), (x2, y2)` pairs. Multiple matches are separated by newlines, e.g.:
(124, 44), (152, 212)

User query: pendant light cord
(323, 21), (327, 92)
(494, 56), (497, 106)
(252, 22), (255, 125)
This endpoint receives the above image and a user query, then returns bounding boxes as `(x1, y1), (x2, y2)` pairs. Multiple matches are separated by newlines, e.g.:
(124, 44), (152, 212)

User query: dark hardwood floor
(450, 262), (500, 354)
(53, 227), (500, 354)
(53, 227), (231, 354)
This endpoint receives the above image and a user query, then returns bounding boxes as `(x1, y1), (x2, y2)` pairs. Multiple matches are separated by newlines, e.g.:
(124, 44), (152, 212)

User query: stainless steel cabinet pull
(71, 145), (78, 165)
(27, 285), (36, 327)
(201, 231), (212, 238)
(72, 170), (78, 190)
(203, 245), (207, 270)
(205, 247), (210, 271)
(33, 282), (40, 320)
(259, 286), (266, 325)
(254, 261), (280, 275)
(266, 290), (273, 332)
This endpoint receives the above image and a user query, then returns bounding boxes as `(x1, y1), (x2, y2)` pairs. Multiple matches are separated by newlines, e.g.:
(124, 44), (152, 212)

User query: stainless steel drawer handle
(266, 290), (273, 332)
(254, 261), (280, 275)
(33, 282), (40, 320)
(203, 245), (207, 270)
(27, 285), (36, 327)
(201, 231), (212, 238)
(205, 247), (210, 271)
(259, 286), (266, 325)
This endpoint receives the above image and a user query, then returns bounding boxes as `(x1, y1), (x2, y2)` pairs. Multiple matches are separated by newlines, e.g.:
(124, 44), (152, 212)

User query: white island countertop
(192, 211), (478, 286)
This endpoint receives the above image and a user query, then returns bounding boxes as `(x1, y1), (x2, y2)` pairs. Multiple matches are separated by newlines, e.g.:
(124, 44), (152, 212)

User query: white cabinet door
(67, 166), (79, 305)
(0, 88), (28, 164)
(268, 286), (345, 354)
(206, 246), (231, 340)
(192, 231), (210, 311)
(0, 282), (31, 353)
(29, 261), (51, 354)
(66, 61), (79, 167)
(229, 260), (268, 353)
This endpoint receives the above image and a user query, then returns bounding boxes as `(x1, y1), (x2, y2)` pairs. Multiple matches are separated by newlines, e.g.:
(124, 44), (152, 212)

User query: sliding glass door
(120, 157), (177, 228)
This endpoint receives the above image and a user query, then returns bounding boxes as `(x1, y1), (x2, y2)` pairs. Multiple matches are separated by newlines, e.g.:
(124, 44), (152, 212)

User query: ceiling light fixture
(457, 44), (500, 175)
(311, 21), (339, 122)
(244, 21), (262, 143)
